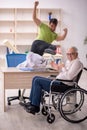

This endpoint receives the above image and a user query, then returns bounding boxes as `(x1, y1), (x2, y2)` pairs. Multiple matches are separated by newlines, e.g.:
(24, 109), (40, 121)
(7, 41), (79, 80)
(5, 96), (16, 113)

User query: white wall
(0, 0), (87, 67)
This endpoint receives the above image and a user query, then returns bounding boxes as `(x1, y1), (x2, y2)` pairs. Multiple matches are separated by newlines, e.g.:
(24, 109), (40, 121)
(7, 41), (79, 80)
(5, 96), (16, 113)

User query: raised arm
(56, 28), (68, 41)
(33, 1), (41, 26)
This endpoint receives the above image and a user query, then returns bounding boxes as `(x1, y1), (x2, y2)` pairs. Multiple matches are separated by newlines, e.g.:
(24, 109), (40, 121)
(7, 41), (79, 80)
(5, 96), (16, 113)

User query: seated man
(24, 46), (83, 114)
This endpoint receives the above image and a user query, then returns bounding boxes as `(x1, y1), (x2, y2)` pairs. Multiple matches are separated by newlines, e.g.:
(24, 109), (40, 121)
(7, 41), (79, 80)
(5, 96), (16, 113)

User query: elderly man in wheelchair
(23, 46), (86, 123)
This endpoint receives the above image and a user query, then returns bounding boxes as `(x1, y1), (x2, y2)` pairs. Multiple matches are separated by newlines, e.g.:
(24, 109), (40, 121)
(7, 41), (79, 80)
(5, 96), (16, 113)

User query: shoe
(25, 105), (40, 115)
(19, 101), (31, 108)
(44, 48), (56, 55)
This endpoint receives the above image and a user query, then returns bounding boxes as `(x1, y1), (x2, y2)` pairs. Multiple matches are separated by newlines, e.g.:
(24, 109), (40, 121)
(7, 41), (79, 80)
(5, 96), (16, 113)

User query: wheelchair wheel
(47, 113), (55, 124)
(41, 106), (48, 116)
(59, 88), (87, 123)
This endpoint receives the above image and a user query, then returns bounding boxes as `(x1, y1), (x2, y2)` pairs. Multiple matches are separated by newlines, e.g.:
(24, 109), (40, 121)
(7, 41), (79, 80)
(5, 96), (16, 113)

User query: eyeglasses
(66, 53), (76, 56)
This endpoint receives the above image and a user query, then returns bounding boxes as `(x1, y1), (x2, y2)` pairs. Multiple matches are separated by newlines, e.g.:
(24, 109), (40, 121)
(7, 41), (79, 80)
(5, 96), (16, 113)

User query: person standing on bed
(30, 1), (68, 56)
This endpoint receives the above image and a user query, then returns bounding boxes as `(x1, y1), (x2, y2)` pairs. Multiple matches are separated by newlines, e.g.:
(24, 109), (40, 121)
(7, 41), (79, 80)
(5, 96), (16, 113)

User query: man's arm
(51, 61), (64, 71)
(56, 60), (83, 80)
(33, 1), (41, 26)
(56, 28), (68, 41)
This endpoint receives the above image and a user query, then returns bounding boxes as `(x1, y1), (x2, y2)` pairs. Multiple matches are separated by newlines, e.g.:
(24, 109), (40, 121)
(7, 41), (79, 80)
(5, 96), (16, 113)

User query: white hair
(71, 46), (78, 53)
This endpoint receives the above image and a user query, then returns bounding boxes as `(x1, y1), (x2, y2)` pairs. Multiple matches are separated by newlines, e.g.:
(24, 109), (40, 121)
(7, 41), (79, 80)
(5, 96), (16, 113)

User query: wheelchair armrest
(50, 78), (74, 86)
(56, 79), (73, 82)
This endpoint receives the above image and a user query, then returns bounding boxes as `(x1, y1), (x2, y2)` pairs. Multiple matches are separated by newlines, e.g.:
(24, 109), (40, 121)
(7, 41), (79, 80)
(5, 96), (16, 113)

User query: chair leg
(19, 89), (29, 102)
(7, 89), (29, 105)
(7, 89), (21, 105)
(7, 96), (19, 105)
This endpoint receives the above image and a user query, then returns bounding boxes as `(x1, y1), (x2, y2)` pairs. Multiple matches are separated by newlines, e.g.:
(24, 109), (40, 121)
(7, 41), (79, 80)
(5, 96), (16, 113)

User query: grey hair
(71, 46), (78, 53)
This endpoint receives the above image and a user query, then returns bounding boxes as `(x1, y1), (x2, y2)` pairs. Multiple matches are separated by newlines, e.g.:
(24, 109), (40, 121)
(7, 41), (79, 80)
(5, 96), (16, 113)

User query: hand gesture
(34, 1), (39, 7)
(51, 61), (58, 70)
(63, 28), (68, 33)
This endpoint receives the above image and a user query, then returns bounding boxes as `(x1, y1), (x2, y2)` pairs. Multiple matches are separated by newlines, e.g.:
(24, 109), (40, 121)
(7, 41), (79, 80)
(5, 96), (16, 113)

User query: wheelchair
(41, 68), (87, 124)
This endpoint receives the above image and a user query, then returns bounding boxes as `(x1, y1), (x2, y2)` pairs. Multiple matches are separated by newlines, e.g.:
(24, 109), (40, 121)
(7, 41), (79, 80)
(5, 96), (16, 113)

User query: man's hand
(58, 63), (65, 70)
(51, 61), (65, 70)
(50, 61), (59, 70)
(33, 1), (41, 26)
(56, 28), (68, 41)
(34, 1), (39, 7)
(63, 28), (68, 33)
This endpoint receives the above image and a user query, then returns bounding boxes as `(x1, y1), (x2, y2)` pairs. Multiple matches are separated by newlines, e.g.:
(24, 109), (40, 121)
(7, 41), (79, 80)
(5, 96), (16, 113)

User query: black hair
(49, 18), (58, 26)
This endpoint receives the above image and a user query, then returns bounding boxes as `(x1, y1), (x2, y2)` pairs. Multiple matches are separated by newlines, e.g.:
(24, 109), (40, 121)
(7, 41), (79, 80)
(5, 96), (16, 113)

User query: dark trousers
(30, 40), (56, 56)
